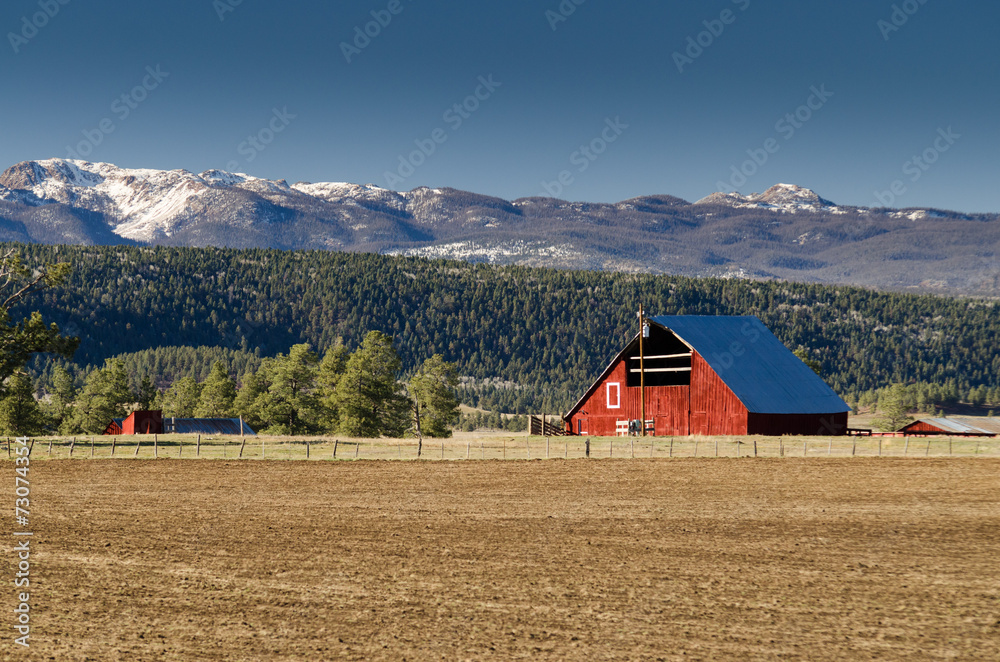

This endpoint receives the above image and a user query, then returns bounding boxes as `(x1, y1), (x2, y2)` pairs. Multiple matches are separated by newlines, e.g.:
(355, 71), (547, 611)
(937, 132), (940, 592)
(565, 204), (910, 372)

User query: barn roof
(649, 315), (850, 415)
(901, 418), (995, 435)
(165, 418), (257, 435)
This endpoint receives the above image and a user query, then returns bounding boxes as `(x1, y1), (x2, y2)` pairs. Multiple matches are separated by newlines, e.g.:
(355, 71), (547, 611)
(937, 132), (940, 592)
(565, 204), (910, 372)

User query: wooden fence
(4, 434), (999, 462)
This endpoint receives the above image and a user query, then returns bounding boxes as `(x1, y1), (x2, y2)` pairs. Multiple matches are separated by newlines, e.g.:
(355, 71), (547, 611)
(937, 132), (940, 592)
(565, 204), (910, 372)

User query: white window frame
(606, 382), (621, 409)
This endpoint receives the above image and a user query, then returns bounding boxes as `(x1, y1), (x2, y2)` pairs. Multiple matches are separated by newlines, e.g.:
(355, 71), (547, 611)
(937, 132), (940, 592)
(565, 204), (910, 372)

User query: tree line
(4, 328), (461, 438)
(1, 242), (998, 426)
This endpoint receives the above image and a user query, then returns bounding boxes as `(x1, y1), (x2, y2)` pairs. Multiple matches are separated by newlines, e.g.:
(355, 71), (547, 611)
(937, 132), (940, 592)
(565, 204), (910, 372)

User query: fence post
(878, 438), (882, 457)
(564, 439), (568, 459)
(780, 438), (784, 458)
(526, 438), (530, 460)
(356, 441), (361, 459)
(111, 437), (117, 457)
(239, 437), (247, 458)
(715, 438), (719, 457)
(827, 437), (832, 456)
(69, 437), (76, 457)
(154, 434), (158, 459)
(903, 437), (908, 456)
(306, 439), (310, 460)
(90, 436), (95, 457)
(754, 439), (758, 457)
(333, 439), (338, 459)
(197, 434), (201, 457)
(178, 437), (182, 458)
(609, 439), (613, 459)
(28, 438), (34, 456)
(5, 437), (10, 458)
(440, 440), (444, 460)
(669, 437), (673, 458)
(467, 440), (471, 460)
(133, 437), (141, 457)
(851, 438), (856, 457)
(630, 437), (634, 459)
(546, 436), (550, 459)
(948, 437), (952, 456)
(925, 438), (931, 456)
(585, 438), (590, 458)
(48, 438), (53, 455)
(803, 439), (807, 457)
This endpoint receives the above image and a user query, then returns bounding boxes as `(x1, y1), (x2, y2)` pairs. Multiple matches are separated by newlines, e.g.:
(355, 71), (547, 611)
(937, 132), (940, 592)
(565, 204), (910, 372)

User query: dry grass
(10, 431), (999, 462)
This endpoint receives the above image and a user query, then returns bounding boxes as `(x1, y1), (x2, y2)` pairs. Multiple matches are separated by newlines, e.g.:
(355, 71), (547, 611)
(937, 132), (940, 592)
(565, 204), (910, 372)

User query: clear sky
(2, 0), (997, 212)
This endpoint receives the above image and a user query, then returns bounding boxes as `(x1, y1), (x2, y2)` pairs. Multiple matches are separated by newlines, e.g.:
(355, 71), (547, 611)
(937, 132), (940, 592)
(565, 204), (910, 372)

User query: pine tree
(872, 383), (913, 432)
(0, 373), (47, 436)
(233, 369), (269, 432)
(64, 359), (134, 433)
(316, 341), (350, 431)
(409, 354), (460, 438)
(195, 361), (236, 417)
(0, 250), (78, 386)
(334, 331), (409, 437)
(44, 365), (77, 434)
(253, 345), (321, 435)
(136, 375), (158, 411)
(163, 376), (201, 418)
(793, 348), (822, 376)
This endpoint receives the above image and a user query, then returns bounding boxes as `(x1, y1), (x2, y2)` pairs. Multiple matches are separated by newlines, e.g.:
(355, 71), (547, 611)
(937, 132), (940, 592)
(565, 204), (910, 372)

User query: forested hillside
(10, 243), (999, 414)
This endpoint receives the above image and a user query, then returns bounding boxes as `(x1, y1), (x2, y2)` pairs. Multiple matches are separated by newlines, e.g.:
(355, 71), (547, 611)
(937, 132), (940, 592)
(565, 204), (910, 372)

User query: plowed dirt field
(4, 458), (999, 660)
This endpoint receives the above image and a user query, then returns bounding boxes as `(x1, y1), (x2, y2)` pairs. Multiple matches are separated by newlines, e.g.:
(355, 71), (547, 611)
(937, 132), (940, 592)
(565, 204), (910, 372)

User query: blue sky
(2, 0), (997, 211)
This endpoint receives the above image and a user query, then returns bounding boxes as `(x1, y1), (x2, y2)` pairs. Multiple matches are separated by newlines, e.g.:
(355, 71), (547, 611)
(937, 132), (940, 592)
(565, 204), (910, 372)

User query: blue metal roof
(649, 315), (851, 415)
(164, 418), (257, 436)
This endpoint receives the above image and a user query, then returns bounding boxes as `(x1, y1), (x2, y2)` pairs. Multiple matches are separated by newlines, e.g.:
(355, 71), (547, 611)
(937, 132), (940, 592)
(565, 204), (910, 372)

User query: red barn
(102, 410), (255, 435)
(563, 316), (850, 437)
(103, 410), (162, 435)
(898, 418), (997, 437)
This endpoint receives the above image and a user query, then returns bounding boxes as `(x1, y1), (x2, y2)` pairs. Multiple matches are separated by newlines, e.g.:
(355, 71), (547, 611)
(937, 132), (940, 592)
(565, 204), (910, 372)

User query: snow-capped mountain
(0, 159), (997, 295)
(695, 184), (842, 213)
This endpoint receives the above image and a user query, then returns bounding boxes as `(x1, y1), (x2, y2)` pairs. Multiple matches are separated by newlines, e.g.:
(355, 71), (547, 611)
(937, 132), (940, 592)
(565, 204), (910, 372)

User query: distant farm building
(103, 410), (255, 436)
(564, 315), (850, 437)
(898, 418), (998, 437)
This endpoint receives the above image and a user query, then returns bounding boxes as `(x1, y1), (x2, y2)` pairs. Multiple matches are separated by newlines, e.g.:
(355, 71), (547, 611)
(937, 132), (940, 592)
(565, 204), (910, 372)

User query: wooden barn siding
(747, 412), (849, 436)
(689, 352), (748, 436)
(566, 351), (750, 436)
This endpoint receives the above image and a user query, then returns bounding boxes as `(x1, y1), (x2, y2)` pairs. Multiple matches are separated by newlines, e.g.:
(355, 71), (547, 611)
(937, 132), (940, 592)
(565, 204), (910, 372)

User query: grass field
(7, 431), (1000, 461)
(2, 457), (998, 660)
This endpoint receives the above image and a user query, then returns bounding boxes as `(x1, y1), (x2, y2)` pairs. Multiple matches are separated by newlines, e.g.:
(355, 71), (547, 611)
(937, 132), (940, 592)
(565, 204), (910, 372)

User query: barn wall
(747, 412), (848, 436)
(689, 352), (748, 435)
(122, 411), (163, 435)
(565, 353), (747, 436)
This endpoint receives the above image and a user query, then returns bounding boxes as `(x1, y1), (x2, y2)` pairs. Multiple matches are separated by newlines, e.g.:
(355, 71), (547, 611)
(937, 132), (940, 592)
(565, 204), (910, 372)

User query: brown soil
(4, 459), (999, 661)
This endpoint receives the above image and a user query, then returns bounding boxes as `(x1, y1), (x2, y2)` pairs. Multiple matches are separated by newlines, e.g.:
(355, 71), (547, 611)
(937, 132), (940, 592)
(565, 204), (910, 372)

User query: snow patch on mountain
(388, 240), (574, 263)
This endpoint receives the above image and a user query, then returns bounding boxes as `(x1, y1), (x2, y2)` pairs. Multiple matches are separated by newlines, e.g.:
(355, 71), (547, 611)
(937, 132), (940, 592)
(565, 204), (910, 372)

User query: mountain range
(1, 158), (997, 296)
